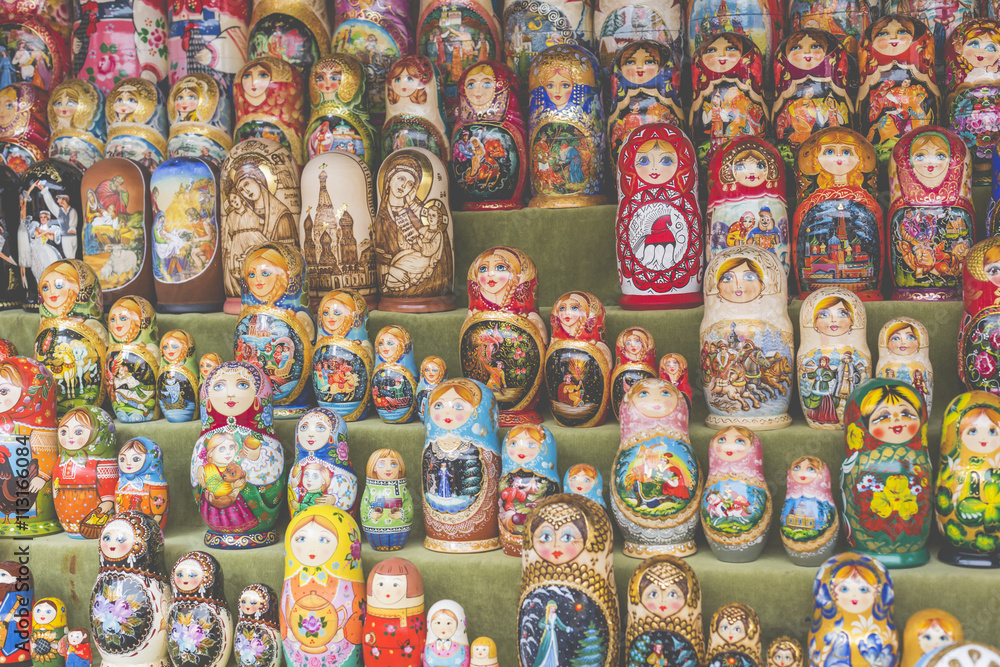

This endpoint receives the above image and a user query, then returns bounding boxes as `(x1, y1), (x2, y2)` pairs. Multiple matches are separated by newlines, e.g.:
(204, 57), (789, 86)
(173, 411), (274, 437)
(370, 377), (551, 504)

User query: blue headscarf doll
(116, 436), (169, 530)
(288, 407), (359, 520)
(498, 423), (561, 555)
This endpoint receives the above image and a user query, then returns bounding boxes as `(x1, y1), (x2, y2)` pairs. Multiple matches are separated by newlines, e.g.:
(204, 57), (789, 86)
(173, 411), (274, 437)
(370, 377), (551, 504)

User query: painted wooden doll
(0, 561), (32, 665)
(946, 19), (1000, 185)
(595, 0), (682, 70)
(616, 123), (704, 310)
(502, 0), (594, 85)
(91, 511), (171, 667)
(31, 597), (67, 667)
(166, 74), (234, 166)
(305, 54), (378, 170)
(470, 638), (497, 667)
(518, 494), (620, 667)
(780, 455), (840, 566)
(767, 638), (803, 667)
(959, 238), (1000, 394)
(527, 45), (606, 208)
(288, 407), (358, 519)
(233, 57), (307, 166)
(52, 406), (117, 538)
(423, 601), (471, 667)
(807, 553), (899, 667)
(234, 584), (281, 667)
(901, 610), (962, 667)
(372, 325), (419, 424)
(787, 0), (874, 53)
(374, 148), (456, 312)
(363, 558), (425, 667)
(200, 353), (222, 384)
(460, 246), (547, 425)
(416, 355), (447, 422)
(450, 60), (528, 211)
(48, 79), (106, 170)
(423, 378), (501, 552)
(545, 290), (612, 428)
(876, 318), (934, 412)
(796, 287), (872, 429)
(280, 506), (365, 666)
(623, 554), (704, 667)
(0, 162), (22, 311)
(104, 78), (168, 167)
(192, 361), (286, 548)
(115, 437), (169, 530)
(312, 289), (374, 421)
(610, 326), (657, 421)
(167, 0), (249, 93)
(360, 448), (414, 550)
(700, 246), (794, 430)
(166, 552), (233, 667)
(246, 0), (331, 74)
(157, 330), (198, 422)
(660, 353), (692, 407)
(499, 424), (561, 556)
(0, 83), (49, 175)
(707, 604), (762, 667)
(71, 0), (168, 91)
(381, 56), (450, 161)
(61, 628), (91, 667)
(106, 296), (160, 422)
(564, 463), (606, 508)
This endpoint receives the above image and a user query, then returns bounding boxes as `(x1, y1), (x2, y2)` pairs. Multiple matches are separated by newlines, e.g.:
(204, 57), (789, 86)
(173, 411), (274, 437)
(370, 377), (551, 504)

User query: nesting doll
(0, 162), (22, 311)
(48, 79), (106, 170)
(706, 604), (762, 667)
(545, 291), (612, 428)
(460, 246), (547, 424)
(0, 83), (49, 175)
(610, 327), (657, 420)
(499, 424), (561, 556)
(235, 242), (316, 419)
(246, 0), (331, 73)
(363, 558), (426, 667)
(288, 407), (358, 518)
(312, 289), (374, 421)
(166, 74), (234, 166)
(234, 584), (281, 667)
(659, 354), (692, 407)
(960, 238), (1000, 393)
(91, 511), (171, 667)
(233, 57), (307, 165)
(780, 455), (840, 566)
(166, 552), (233, 667)
(518, 494), (620, 667)
(0, 19), (67, 88)
(807, 553), (899, 667)
(34, 260), (108, 413)
(105, 296), (160, 422)
(901, 610), (963, 667)
(61, 629), (91, 667)
(564, 463), (606, 508)
(200, 353), (222, 384)
(31, 597), (67, 667)
(470, 638), (497, 667)
(374, 148), (456, 312)
(450, 60), (528, 210)
(527, 45), (606, 208)
(0, 561), (32, 665)
(52, 406), (117, 538)
(595, 0), (682, 70)
(192, 361), (286, 548)
(167, 0), (249, 92)
(616, 123), (704, 310)
(372, 325), (419, 424)
(624, 555), (704, 667)
(115, 437), (168, 530)
(416, 356), (447, 421)
(280, 506), (365, 666)
(612, 378), (702, 557)
(381, 56), (450, 160)
(157, 330), (198, 422)
(699, 246), (794, 430)
(946, 19), (1000, 185)
(767, 638), (803, 667)
(797, 287), (872, 429)
(305, 55), (378, 169)
(71, 0), (168, 91)
(423, 601), (470, 667)
(104, 78), (168, 167)
(360, 448), (414, 550)
(422, 378), (501, 552)
(502, 0), (594, 85)
(876, 318), (934, 412)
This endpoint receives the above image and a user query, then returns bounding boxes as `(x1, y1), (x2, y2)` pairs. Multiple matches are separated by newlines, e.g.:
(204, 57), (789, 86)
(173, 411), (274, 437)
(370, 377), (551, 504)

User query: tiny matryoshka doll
(306, 54), (378, 170)
(61, 629), (91, 667)
(946, 19), (1000, 185)
(106, 296), (160, 422)
(104, 78), (168, 168)
(423, 601), (470, 667)
(167, 0), (249, 93)
(381, 56), (450, 161)
(0, 561), (32, 665)
(901, 610), (962, 667)
(53, 406), (118, 538)
(71, 0), (168, 91)
(360, 448), (414, 550)
(157, 329), (199, 422)
(616, 123), (704, 310)
(31, 597), (67, 667)
(246, 0), (331, 74)
(518, 494), (620, 667)
(166, 74), (234, 166)
(767, 638), (803, 667)
(527, 45), (606, 208)
(312, 289), (375, 421)
(564, 463), (606, 508)
(416, 355), (447, 422)
(545, 290), (612, 428)
(699, 246), (795, 430)
(502, 0), (595, 85)
(233, 57), (307, 166)
(363, 558), (426, 667)
(48, 79), (106, 170)
(877, 318), (934, 412)
(960, 237), (1000, 393)
(200, 353), (222, 385)
(372, 325), (419, 424)
(610, 326), (657, 421)
(460, 246), (547, 425)
(0, 83), (49, 175)
(470, 638), (497, 667)
(796, 287), (872, 429)
(787, 0), (875, 54)
(780, 455), (840, 567)
(706, 603), (762, 667)
(624, 554), (704, 667)
(234, 584), (281, 667)
(115, 437), (169, 531)
(499, 424), (561, 556)
(167, 552), (233, 667)
(595, 0), (683, 71)
(288, 407), (358, 519)
(659, 353), (692, 407)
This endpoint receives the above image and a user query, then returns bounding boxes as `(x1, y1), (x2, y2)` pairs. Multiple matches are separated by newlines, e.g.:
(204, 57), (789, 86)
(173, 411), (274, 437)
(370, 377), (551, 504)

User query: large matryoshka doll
(450, 60), (528, 211)
(780, 455), (840, 566)
(422, 378), (501, 552)
(887, 126), (973, 301)
(901, 610), (963, 667)
(499, 423), (561, 556)
(48, 79), (107, 170)
(288, 407), (358, 519)
(0, 83), (48, 175)
(166, 74), (234, 166)
(793, 127), (883, 300)
(360, 448), (414, 550)
(687, 0), (782, 63)
(381, 56), (450, 160)
(305, 55), (377, 169)
(960, 237), (1000, 392)
(787, 0), (874, 54)
(157, 330), (198, 422)
(53, 405), (117, 538)
(706, 603), (762, 667)
(106, 296), (160, 423)
(363, 558), (426, 666)
(0, 561), (32, 665)
(71, 0), (168, 91)
(796, 287), (872, 429)
(610, 326), (657, 421)
(166, 551), (233, 667)
(460, 246), (547, 425)
(372, 325), (419, 424)
(518, 494), (619, 667)
(313, 289), (374, 421)
(527, 45), (606, 207)
(280, 506), (365, 666)
(192, 361), (286, 548)
(233, 57), (307, 166)
(167, 0), (249, 92)
(876, 317), (934, 412)
(545, 290), (613, 428)
(104, 78), (168, 168)
(502, 0), (594, 83)
(624, 555), (704, 667)
(946, 19), (1000, 185)
(841, 379), (932, 567)
(115, 437), (169, 530)
(699, 246), (794, 430)
(234, 584), (281, 667)
(246, 0), (331, 74)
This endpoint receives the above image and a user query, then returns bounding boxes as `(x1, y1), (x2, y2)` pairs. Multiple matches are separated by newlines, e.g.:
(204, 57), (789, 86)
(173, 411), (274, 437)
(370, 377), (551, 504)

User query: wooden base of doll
(501, 531), (523, 557)
(852, 547), (929, 568)
(938, 544), (1000, 568)
(204, 529), (277, 549)
(0, 519), (62, 537)
(499, 408), (542, 427)
(891, 288), (959, 301)
(528, 194), (608, 208)
(462, 200), (525, 211)
(377, 295), (457, 313)
(155, 300), (227, 314)
(423, 535), (501, 553)
(223, 297), (242, 315)
(619, 292), (703, 311)
(705, 413), (792, 431)
(622, 539), (696, 559)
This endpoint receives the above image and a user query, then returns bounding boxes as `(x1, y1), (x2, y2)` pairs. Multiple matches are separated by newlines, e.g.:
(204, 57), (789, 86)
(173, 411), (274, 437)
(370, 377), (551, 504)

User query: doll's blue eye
(637, 156), (650, 166)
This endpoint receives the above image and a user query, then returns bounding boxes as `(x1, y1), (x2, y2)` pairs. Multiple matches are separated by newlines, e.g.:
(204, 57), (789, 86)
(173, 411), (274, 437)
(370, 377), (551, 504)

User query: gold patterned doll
(767, 638), (803, 667)
(706, 603), (762, 667)
(306, 54), (378, 171)
(48, 79), (106, 170)
(624, 555), (704, 667)
(104, 77), (168, 168)
(166, 73), (234, 166)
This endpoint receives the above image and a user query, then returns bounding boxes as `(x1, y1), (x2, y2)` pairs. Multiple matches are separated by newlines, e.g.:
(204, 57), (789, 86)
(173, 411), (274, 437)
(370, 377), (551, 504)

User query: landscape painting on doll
(531, 123), (599, 196)
(331, 20), (400, 111)
(702, 479), (767, 534)
(687, 0), (772, 59)
(84, 174), (145, 290)
(796, 198), (880, 292)
(614, 437), (698, 518)
(701, 322), (793, 417)
(151, 162), (218, 284)
(505, 4), (582, 81)
(461, 319), (541, 408)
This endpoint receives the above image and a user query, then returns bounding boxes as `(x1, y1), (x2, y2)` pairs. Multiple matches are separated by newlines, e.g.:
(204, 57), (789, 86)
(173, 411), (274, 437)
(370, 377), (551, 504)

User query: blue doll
(371, 325), (419, 424)
(115, 437), (170, 531)
(563, 462), (606, 509)
(498, 424), (561, 556)
(312, 289), (375, 421)
(287, 407), (360, 521)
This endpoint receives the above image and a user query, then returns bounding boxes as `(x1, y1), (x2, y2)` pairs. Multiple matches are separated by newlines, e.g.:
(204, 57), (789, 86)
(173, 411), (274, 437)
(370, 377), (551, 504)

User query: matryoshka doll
(659, 353), (692, 407)
(416, 356), (447, 422)
(0, 83), (49, 175)
(52, 406), (118, 538)
(767, 638), (803, 667)
(233, 57), (307, 166)
(706, 603), (762, 667)
(623, 554), (704, 667)
(71, 0), (168, 91)
(564, 463), (606, 508)
(422, 378), (501, 552)
(595, 0), (683, 71)
(305, 54), (378, 169)
(90, 511), (172, 667)
(192, 361), (287, 548)
(876, 318), (933, 411)
(157, 329), (199, 422)
(518, 494), (620, 667)
(166, 74), (234, 166)
(246, 0), (331, 73)
(460, 246), (547, 425)
(0, 561), (32, 665)
(901, 610), (962, 667)
(371, 325), (419, 424)
(234, 584), (281, 667)
(166, 552), (233, 667)
(288, 407), (359, 519)
(167, 0), (249, 93)
(48, 79), (106, 170)
(423, 601), (470, 667)
(104, 78), (168, 168)
(499, 424), (561, 556)
(527, 44), (606, 207)
(780, 455), (840, 566)
(381, 56), (450, 160)
(610, 326), (657, 421)
(362, 558), (426, 667)
(946, 19), (1000, 185)
(545, 290), (612, 428)
(887, 126), (974, 301)
(960, 237), (1000, 392)
(115, 437), (169, 531)
(502, 0), (594, 85)
(360, 448), (414, 550)
(616, 123), (704, 310)
(796, 287), (872, 429)
(470, 638), (497, 667)
(699, 246), (794, 431)
(450, 60), (528, 211)
(280, 506), (365, 666)
(786, 0), (874, 54)
(106, 296), (160, 422)
(31, 597), (67, 667)
(312, 289), (374, 421)
(61, 629), (91, 667)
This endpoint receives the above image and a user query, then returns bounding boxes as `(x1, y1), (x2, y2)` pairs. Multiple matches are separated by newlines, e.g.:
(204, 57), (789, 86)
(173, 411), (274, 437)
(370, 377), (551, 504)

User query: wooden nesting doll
(460, 246), (547, 425)
(594, 0), (683, 70)
(660, 354), (692, 407)
(887, 127), (973, 301)
(960, 237), (1000, 393)
(610, 326), (657, 421)
(104, 78), (168, 168)
(106, 296), (160, 422)
(280, 506), (365, 666)
(416, 355), (447, 421)
(288, 407), (358, 519)
(422, 378), (501, 552)
(767, 638), (803, 667)
(246, 0), (331, 74)
(61, 629), (92, 667)
(794, 127), (883, 300)
(0, 162), (22, 311)
(564, 463), (606, 508)
(31, 597), (67, 667)
(360, 448), (414, 550)
(624, 554), (704, 667)
(423, 601), (470, 667)
(381, 56), (450, 161)
(91, 511), (171, 667)
(166, 74), (234, 166)
(157, 330), (198, 422)
(372, 325), (419, 424)
(901, 610), (963, 667)
(876, 318), (933, 411)
(166, 552), (233, 667)
(192, 361), (287, 548)
(518, 494), (620, 667)
(502, 0), (595, 85)
(616, 123), (704, 310)
(780, 455), (840, 566)
(527, 45), (606, 208)
(48, 79), (106, 170)
(787, 0), (875, 53)
(234, 584), (281, 667)
(0, 561), (32, 665)
(807, 553), (899, 667)
(52, 405), (117, 538)
(115, 437), (169, 530)
(545, 291), (612, 428)
(306, 54), (378, 169)
(796, 287), (872, 429)
(699, 246), (795, 430)
(470, 638), (497, 667)
(312, 289), (374, 421)
(363, 558), (426, 667)
(167, 0), (249, 93)
(946, 19), (1000, 185)
(0, 83), (49, 175)
(499, 424), (561, 556)
(373, 147), (456, 312)
(34, 260), (108, 413)
(450, 60), (528, 211)
(706, 604), (762, 667)
(71, 0), (168, 91)
(233, 57), (307, 166)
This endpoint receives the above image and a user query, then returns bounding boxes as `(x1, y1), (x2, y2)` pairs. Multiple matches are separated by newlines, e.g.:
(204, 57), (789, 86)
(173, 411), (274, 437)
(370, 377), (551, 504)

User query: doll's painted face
(320, 298), (353, 334)
(887, 325), (919, 355)
(39, 271), (78, 313)
(873, 20), (914, 57)
(532, 519), (584, 564)
(174, 88), (199, 117)
(476, 254), (514, 300)
(917, 620), (953, 654)
(372, 573), (407, 606)
(702, 37), (741, 73)
(472, 643), (491, 660)
(543, 71), (573, 108)
(32, 602), (57, 626)
(0, 375), (21, 414)
(118, 446), (147, 474)
(868, 398), (920, 444)
(555, 295), (587, 331)
(245, 255), (285, 301)
(787, 34), (826, 69)
(718, 260), (762, 303)
(161, 335), (187, 362)
(962, 34), (1000, 70)
(833, 570), (876, 614)
(200, 355), (220, 379)
(960, 410), (1000, 454)
(241, 65), (271, 105)
(53, 90), (78, 120)
(239, 590), (263, 616)
(302, 465), (326, 492)
(109, 303), (141, 343)
(717, 617), (747, 643)
(506, 432), (541, 463)
(621, 46), (661, 85)
(568, 469), (596, 493)
(290, 519), (338, 565)
(99, 519), (135, 559)
(713, 427), (751, 461)
(430, 611), (458, 641)
(910, 136), (950, 187)
(641, 581), (685, 618)
(631, 382), (678, 419)
(430, 387), (473, 430)
(207, 368), (256, 416)
(173, 558), (205, 592)
(817, 142), (860, 177)
(772, 649), (795, 666)
(790, 458), (819, 485)
(112, 90), (139, 120)
(297, 412), (332, 452)
(389, 170), (417, 199)
(732, 152), (768, 187)
(391, 69), (425, 99)
(58, 415), (92, 451)
(623, 333), (647, 360)
(634, 142), (677, 184)
(814, 301), (853, 336)
(376, 332), (403, 362)
(374, 454), (402, 480)
(465, 69), (496, 111)
(313, 65), (342, 98)
(422, 360), (443, 384)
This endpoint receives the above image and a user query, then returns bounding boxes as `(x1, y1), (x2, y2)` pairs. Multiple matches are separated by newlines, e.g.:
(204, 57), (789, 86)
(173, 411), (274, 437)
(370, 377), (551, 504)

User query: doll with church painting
(876, 317), (933, 412)
(595, 0), (683, 71)
(780, 456), (839, 566)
